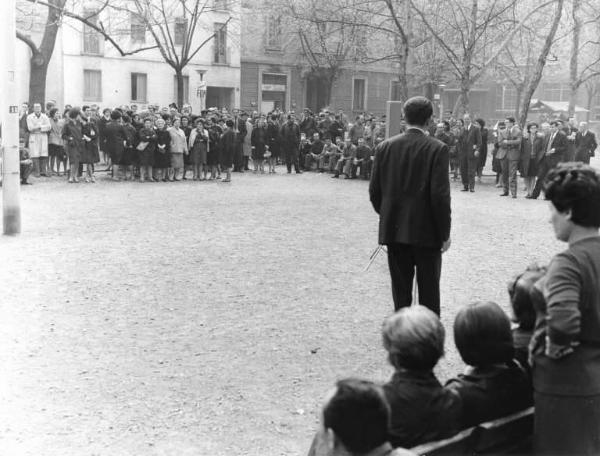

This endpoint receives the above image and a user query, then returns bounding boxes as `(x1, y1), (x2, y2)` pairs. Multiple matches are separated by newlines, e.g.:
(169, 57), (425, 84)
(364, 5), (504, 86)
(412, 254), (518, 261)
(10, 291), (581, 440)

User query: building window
(266, 15), (282, 49)
(213, 23), (227, 64)
(131, 73), (147, 103)
(83, 9), (102, 55)
(131, 13), (146, 43)
(542, 82), (567, 102)
(174, 17), (187, 46)
(173, 75), (190, 104)
(496, 85), (517, 111)
(353, 78), (366, 111)
(84, 70), (102, 101)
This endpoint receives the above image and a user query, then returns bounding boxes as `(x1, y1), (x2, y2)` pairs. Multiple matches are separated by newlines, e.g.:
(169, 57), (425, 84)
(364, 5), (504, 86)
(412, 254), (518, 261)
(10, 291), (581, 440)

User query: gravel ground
(1, 159), (593, 456)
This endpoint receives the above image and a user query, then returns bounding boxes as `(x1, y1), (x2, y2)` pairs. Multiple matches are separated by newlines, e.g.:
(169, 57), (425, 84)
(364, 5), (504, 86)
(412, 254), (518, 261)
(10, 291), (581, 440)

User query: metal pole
(1, 0), (22, 235)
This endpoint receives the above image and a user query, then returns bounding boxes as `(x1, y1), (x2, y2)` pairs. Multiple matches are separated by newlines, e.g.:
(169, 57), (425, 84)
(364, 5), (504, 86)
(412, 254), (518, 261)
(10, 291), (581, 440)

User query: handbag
(136, 141), (149, 151)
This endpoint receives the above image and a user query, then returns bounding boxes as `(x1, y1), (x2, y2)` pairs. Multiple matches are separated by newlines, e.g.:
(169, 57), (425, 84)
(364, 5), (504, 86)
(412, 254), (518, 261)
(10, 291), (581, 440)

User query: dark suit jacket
(369, 129), (451, 249)
(384, 370), (462, 448)
(461, 123), (482, 160)
(576, 130), (598, 158)
(542, 130), (568, 165)
(445, 361), (533, 429)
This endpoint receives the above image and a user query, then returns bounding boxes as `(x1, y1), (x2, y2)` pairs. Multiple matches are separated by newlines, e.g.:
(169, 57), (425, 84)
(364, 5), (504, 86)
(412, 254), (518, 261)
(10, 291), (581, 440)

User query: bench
(411, 407), (534, 456)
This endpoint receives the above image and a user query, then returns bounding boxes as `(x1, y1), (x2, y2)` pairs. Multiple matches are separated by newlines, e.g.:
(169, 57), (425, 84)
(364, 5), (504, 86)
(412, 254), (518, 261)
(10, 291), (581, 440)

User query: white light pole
(1, 0), (22, 235)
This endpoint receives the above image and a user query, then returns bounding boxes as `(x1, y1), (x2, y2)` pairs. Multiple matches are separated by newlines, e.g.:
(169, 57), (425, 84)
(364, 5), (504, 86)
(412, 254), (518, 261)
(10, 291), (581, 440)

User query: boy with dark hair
(309, 378), (415, 456)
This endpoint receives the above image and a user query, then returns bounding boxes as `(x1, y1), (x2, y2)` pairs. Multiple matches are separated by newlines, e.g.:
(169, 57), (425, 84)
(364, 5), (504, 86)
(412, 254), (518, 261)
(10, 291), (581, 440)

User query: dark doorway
(305, 74), (329, 112)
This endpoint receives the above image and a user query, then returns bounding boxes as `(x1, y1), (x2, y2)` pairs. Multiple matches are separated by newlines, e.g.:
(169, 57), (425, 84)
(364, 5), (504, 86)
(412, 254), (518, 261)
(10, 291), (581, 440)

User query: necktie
(547, 133), (555, 153)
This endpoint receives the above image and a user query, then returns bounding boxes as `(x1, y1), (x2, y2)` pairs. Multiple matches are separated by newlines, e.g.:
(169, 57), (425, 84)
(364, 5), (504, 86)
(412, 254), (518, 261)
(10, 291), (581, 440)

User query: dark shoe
(512, 195), (517, 199)
(331, 174), (339, 178)
(296, 170), (303, 174)
(470, 189), (475, 192)
(500, 192), (509, 196)
(460, 188), (468, 192)
(525, 195), (533, 199)
(21, 181), (32, 185)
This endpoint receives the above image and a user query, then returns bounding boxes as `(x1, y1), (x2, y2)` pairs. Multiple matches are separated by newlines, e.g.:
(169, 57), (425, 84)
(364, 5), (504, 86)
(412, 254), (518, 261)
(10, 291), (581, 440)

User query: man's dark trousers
(387, 243), (441, 315)
(460, 156), (478, 190)
(531, 155), (560, 198)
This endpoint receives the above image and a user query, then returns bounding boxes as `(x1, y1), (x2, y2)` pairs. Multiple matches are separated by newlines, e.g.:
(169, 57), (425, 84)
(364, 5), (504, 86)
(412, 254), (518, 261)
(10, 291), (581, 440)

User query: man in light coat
(26, 103), (51, 177)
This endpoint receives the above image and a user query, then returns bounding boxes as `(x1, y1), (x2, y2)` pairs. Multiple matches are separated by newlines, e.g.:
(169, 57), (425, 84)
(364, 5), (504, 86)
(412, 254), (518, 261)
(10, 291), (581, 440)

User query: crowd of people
(311, 162), (600, 456)
(433, 114), (598, 198)
(11, 101), (388, 185)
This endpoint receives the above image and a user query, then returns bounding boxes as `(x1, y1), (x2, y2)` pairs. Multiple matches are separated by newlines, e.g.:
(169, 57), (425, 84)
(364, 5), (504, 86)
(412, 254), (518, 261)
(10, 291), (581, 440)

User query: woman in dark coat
(251, 117), (268, 173)
(154, 117), (171, 181)
(266, 115), (280, 173)
(137, 118), (156, 182)
(121, 115), (137, 180)
(521, 122), (544, 198)
(530, 163), (600, 455)
(61, 108), (84, 184)
(475, 118), (488, 181)
(80, 111), (99, 182)
(103, 110), (128, 180)
(207, 118), (222, 179)
(219, 119), (236, 182)
(188, 119), (209, 180)
(445, 301), (532, 429)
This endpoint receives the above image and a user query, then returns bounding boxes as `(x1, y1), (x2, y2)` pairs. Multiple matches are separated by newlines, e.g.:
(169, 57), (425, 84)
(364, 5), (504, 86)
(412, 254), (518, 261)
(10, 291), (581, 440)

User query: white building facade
(16, 0), (241, 112)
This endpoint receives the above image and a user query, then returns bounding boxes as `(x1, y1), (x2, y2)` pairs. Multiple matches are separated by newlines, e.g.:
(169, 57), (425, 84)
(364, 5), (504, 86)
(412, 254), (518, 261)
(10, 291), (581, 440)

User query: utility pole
(1, 0), (22, 235)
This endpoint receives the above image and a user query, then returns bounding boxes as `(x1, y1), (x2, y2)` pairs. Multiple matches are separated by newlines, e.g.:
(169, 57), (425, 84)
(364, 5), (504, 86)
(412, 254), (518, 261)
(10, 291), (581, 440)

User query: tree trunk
(518, 0), (564, 127)
(175, 68), (185, 109)
(18, 0), (65, 109)
(29, 51), (49, 107)
(453, 77), (471, 117)
(568, 0), (581, 117)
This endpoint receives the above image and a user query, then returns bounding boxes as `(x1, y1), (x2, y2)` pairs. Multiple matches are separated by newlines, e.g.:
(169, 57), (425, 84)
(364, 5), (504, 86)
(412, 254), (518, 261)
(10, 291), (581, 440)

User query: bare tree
(517, 0), (565, 126)
(280, 0), (367, 108)
(16, 0), (157, 106)
(409, 0), (559, 116)
(127, 0), (236, 108)
(567, 0), (600, 116)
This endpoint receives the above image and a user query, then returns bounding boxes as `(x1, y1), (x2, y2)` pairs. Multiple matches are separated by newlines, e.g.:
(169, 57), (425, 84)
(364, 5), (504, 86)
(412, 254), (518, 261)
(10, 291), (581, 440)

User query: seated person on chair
(353, 137), (372, 179)
(445, 301), (533, 429)
(332, 138), (356, 178)
(305, 132), (324, 171)
(309, 378), (416, 456)
(508, 265), (546, 374)
(20, 144), (34, 185)
(382, 306), (462, 448)
(319, 137), (340, 173)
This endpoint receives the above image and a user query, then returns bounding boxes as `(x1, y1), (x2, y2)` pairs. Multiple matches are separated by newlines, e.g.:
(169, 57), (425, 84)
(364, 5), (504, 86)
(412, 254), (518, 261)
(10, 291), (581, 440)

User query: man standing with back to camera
(369, 96), (451, 315)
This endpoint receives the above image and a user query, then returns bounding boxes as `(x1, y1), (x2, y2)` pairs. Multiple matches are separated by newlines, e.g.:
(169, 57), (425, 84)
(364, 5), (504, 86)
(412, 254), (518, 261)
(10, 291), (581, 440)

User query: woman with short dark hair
(530, 163), (600, 455)
(381, 306), (461, 448)
(61, 108), (84, 183)
(446, 301), (532, 429)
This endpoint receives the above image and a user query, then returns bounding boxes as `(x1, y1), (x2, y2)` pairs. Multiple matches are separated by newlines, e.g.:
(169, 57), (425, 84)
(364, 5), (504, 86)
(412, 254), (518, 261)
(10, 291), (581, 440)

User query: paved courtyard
(0, 163), (575, 455)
